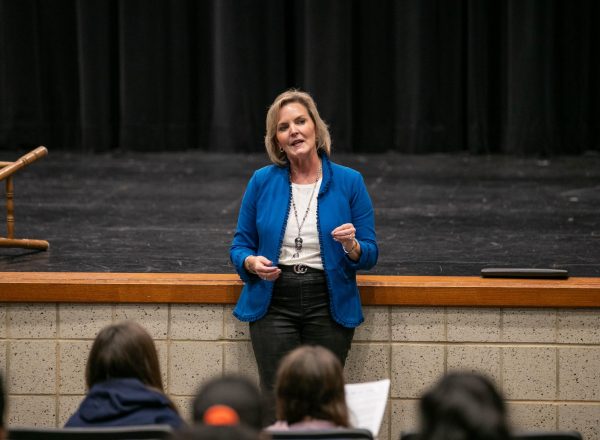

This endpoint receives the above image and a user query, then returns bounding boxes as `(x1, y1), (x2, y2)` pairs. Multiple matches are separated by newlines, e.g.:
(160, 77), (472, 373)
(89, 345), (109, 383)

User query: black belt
(278, 264), (324, 275)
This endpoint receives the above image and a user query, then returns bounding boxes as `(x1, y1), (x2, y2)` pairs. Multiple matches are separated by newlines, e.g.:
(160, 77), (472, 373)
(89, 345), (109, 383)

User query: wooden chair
(0, 146), (49, 251)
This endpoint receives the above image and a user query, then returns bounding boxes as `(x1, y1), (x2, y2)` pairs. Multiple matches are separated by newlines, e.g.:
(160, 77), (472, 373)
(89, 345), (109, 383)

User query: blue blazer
(230, 154), (378, 328)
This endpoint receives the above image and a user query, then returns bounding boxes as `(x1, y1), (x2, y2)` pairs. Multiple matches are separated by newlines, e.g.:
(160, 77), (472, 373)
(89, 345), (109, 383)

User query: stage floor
(0, 151), (598, 276)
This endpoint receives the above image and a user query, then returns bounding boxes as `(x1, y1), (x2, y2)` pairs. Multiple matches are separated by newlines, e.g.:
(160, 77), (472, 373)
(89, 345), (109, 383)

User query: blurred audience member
(192, 375), (264, 430)
(419, 371), (510, 440)
(65, 321), (184, 429)
(268, 345), (350, 431)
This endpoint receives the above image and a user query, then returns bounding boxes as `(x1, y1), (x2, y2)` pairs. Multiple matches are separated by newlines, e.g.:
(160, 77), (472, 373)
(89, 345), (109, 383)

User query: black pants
(249, 266), (355, 423)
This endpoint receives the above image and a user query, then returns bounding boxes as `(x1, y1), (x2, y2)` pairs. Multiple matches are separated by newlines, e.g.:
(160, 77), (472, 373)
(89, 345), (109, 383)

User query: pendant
(293, 236), (303, 259)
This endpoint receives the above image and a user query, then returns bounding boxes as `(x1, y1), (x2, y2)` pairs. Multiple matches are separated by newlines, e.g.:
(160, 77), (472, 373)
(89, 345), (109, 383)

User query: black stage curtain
(0, 0), (598, 154)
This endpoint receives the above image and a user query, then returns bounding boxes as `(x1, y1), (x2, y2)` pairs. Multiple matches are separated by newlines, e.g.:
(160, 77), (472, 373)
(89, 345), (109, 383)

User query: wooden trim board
(1, 272), (599, 307)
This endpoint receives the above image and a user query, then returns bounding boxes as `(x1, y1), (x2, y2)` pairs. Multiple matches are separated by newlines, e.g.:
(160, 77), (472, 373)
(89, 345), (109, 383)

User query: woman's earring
(279, 147), (284, 152)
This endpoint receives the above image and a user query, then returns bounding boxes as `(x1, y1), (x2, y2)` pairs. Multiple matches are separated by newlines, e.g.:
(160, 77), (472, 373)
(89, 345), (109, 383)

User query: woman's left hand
(331, 223), (356, 251)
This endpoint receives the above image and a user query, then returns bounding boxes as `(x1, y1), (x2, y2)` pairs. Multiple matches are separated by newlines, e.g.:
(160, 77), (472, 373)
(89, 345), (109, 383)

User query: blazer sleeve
(230, 172), (260, 282)
(345, 173), (378, 271)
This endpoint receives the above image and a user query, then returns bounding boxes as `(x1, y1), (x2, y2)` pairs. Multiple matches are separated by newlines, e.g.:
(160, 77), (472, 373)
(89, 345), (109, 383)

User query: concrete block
(391, 344), (444, 398)
(8, 395), (56, 427)
(223, 305), (251, 340)
(0, 341), (6, 377)
(155, 340), (169, 393)
(502, 347), (556, 400)
(59, 340), (92, 394)
(58, 304), (113, 339)
(558, 309), (600, 344)
(558, 347), (600, 400)
(355, 306), (390, 342)
(9, 340), (56, 394)
(170, 304), (223, 341)
(8, 303), (56, 339)
(170, 341), (223, 396)
(345, 343), (390, 385)
(0, 304), (6, 338)
(58, 395), (85, 427)
(391, 307), (444, 342)
(507, 402), (557, 431)
(223, 341), (259, 385)
(447, 345), (501, 384)
(390, 399), (419, 440)
(114, 304), (168, 339)
(447, 308), (501, 342)
(172, 396), (194, 425)
(502, 309), (556, 343)
(558, 404), (600, 440)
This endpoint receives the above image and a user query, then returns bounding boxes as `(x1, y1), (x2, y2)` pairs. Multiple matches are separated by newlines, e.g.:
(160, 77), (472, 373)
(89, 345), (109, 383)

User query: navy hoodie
(65, 378), (184, 429)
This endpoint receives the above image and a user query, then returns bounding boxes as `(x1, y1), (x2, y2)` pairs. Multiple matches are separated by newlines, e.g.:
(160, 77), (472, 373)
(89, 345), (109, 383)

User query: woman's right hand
(245, 255), (281, 281)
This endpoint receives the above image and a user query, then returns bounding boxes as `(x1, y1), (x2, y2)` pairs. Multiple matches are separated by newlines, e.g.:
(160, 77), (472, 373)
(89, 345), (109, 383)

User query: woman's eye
(277, 125), (287, 132)
(297, 119), (305, 125)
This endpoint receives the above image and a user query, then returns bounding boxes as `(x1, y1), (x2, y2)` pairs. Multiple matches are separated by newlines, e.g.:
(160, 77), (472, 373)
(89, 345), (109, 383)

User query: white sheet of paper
(345, 378), (390, 437)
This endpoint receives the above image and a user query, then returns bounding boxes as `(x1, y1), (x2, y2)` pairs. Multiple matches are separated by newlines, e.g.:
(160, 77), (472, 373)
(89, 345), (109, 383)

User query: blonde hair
(264, 89), (332, 166)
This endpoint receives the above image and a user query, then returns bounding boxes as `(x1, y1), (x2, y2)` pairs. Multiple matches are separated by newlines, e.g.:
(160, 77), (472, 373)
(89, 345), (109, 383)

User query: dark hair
(192, 375), (264, 430)
(275, 345), (349, 427)
(171, 424), (265, 440)
(420, 372), (510, 440)
(86, 321), (164, 391)
(0, 371), (5, 429)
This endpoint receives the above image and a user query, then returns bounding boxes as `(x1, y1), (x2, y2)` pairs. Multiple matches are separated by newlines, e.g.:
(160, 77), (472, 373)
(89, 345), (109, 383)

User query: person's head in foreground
(419, 371), (510, 440)
(65, 321), (183, 428)
(192, 375), (264, 430)
(86, 320), (164, 390)
(273, 345), (350, 429)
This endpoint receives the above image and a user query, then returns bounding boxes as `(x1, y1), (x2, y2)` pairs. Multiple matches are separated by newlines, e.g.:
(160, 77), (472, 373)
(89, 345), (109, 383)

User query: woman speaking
(230, 89), (378, 420)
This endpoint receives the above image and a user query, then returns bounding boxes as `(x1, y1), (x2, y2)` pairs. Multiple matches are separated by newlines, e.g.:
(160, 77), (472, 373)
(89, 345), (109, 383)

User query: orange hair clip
(203, 404), (240, 426)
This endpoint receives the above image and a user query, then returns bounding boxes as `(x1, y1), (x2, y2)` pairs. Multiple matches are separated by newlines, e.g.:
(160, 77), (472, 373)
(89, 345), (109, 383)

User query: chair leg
(0, 238), (49, 250)
(1, 175), (49, 251)
(6, 176), (14, 238)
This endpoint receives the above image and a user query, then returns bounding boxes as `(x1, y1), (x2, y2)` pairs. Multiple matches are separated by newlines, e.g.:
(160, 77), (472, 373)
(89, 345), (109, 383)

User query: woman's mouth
(291, 139), (304, 147)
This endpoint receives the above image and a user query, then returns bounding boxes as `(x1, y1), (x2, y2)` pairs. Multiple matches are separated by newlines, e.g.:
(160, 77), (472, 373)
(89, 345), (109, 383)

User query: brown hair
(264, 89), (332, 166)
(85, 321), (165, 392)
(275, 345), (349, 427)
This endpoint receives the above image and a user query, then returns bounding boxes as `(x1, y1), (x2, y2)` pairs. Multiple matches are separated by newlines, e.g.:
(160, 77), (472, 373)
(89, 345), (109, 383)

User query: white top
(279, 179), (323, 269)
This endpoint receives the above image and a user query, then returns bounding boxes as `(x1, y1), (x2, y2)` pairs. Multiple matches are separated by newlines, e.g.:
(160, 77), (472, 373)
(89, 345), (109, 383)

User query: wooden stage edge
(1, 272), (600, 308)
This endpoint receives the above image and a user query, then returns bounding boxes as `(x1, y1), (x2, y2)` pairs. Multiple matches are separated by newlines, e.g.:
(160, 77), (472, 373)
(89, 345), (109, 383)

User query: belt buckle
(293, 264), (308, 274)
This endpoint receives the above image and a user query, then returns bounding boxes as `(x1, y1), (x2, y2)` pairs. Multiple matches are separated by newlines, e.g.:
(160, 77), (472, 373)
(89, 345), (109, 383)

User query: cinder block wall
(1, 304), (599, 439)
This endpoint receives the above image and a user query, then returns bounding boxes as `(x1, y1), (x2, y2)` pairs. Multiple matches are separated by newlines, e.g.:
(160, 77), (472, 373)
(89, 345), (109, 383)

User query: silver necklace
(290, 167), (321, 258)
